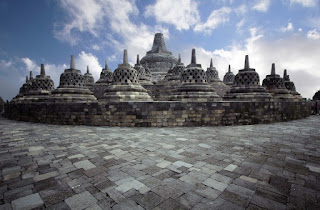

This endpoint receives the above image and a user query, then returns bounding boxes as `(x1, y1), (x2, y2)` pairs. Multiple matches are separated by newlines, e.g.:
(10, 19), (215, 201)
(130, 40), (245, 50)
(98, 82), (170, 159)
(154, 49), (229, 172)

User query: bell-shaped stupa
(283, 69), (302, 100)
(140, 33), (178, 82)
(103, 50), (153, 102)
(92, 61), (113, 99)
(50, 56), (97, 102)
(224, 55), (272, 101)
(262, 63), (295, 101)
(83, 66), (94, 88)
(170, 49), (220, 102)
(163, 54), (184, 84)
(134, 54), (152, 85)
(223, 65), (235, 86)
(206, 59), (230, 97)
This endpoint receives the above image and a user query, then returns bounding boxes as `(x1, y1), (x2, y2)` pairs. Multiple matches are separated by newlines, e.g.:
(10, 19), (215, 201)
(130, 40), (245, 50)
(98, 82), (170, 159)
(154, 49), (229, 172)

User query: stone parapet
(4, 100), (311, 127)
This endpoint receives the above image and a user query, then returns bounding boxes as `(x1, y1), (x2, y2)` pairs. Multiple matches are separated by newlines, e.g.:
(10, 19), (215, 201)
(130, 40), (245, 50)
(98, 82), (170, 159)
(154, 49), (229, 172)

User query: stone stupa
(50, 56), (97, 102)
(223, 65), (235, 86)
(103, 50), (153, 102)
(91, 61), (113, 99)
(262, 63), (295, 101)
(224, 55), (272, 101)
(134, 54), (153, 85)
(283, 69), (302, 100)
(206, 59), (230, 97)
(170, 49), (221, 102)
(163, 54), (184, 84)
(140, 33), (178, 82)
(15, 72), (33, 100)
(22, 64), (55, 102)
(83, 66), (94, 88)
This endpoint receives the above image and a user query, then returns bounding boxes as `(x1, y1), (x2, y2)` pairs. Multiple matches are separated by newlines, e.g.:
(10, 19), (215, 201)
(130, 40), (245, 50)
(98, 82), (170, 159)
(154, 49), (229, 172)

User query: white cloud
(307, 29), (320, 39)
(194, 7), (231, 34)
(236, 18), (245, 30)
(54, 0), (104, 45)
(235, 4), (247, 16)
(21, 57), (38, 73)
(56, 0), (169, 65)
(145, 0), (200, 30)
(281, 22), (294, 32)
(298, 28), (303, 32)
(252, 0), (271, 12)
(290, 0), (318, 7)
(75, 51), (102, 81)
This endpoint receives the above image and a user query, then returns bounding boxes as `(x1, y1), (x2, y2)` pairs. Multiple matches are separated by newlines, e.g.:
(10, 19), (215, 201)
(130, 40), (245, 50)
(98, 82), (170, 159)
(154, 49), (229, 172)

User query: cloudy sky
(0, 0), (319, 100)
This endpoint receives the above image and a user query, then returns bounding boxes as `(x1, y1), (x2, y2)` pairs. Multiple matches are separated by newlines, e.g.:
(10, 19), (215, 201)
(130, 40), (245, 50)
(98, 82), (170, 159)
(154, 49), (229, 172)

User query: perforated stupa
(224, 55), (272, 101)
(103, 50), (153, 102)
(206, 59), (230, 97)
(170, 49), (220, 102)
(50, 56), (97, 102)
(262, 63), (295, 101)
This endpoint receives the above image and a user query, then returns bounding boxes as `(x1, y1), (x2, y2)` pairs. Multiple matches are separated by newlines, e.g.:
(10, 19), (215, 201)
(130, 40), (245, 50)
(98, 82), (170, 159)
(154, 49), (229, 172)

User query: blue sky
(0, 0), (320, 100)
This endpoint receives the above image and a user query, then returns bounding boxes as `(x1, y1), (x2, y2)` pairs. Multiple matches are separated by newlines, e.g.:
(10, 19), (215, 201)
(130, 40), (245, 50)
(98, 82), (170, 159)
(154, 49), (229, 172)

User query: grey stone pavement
(0, 116), (320, 210)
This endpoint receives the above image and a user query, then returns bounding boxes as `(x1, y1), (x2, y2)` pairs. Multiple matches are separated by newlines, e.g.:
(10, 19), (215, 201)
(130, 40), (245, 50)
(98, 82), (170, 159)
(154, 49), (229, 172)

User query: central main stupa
(140, 33), (178, 83)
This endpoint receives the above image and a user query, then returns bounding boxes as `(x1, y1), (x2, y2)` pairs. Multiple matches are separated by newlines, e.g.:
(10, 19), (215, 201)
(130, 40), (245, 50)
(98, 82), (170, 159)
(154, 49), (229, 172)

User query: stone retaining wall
(4, 101), (311, 127)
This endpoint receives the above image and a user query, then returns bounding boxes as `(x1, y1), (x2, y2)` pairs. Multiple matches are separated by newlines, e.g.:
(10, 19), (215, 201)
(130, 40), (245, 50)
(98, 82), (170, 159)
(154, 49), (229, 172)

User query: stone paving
(0, 116), (319, 210)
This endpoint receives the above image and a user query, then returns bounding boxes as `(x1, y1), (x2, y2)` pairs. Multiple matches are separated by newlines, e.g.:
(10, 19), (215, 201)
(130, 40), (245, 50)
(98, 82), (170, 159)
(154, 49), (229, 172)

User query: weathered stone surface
(0, 116), (320, 209)
(65, 191), (97, 209)
(11, 193), (44, 210)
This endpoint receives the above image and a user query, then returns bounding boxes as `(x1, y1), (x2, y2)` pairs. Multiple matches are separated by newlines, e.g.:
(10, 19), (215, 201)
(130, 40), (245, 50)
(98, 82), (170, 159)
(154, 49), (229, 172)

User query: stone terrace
(0, 116), (319, 210)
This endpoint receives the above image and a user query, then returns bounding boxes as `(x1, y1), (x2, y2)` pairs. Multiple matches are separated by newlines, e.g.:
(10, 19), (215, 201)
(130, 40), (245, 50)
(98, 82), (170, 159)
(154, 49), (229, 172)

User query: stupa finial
(105, 60), (108, 70)
(87, 66), (89, 74)
(245, 55), (249, 69)
(210, 58), (213, 68)
(191, 49), (196, 64)
(228, 65), (231, 73)
(284, 69), (287, 78)
(178, 54), (181, 63)
(40, 64), (45, 76)
(271, 63), (275, 75)
(137, 54), (140, 65)
(26, 76), (29, 82)
(123, 49), (128, 64)
(29, 71), (33, 80)
(70, 55), (75, 69)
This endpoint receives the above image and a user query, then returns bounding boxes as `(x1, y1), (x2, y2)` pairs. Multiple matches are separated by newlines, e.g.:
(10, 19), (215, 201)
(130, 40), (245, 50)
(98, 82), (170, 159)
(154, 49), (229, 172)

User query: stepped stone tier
(283, 69), (302, 100)
(262, 63), (295, 101)
(50, 56), (97, 102)
(224, 55), (272, 102)
(83, 66), (94, 87)
(223, 65), (235, 86)
(134, 54), (153, 85)
(206, 59), (230, 97)
(140, 33), (178, 82)
(91, 61), (113, 99)
(170, 49), (220, 102)
(103, 50), (153, 102)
